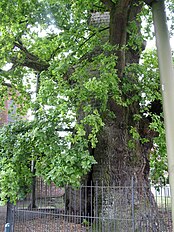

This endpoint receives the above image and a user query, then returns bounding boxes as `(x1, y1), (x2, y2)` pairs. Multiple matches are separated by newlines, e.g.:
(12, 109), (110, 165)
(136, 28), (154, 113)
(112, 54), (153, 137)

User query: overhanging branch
(13, 41), (49, 72)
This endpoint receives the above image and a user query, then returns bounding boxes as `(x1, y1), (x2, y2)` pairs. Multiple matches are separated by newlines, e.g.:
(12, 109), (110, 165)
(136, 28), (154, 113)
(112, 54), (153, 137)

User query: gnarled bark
(65, 1), (167, 230)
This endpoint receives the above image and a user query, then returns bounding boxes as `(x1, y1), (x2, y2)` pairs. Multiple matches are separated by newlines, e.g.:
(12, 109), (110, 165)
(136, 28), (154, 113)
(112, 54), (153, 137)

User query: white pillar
(152, 0), (174, 228)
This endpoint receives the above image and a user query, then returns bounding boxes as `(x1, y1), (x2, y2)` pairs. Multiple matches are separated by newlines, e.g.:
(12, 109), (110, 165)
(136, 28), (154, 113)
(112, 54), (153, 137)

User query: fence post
(4, 223), (10, 232)
(5, 200), (14, 232)
(131, 177), (135, 232)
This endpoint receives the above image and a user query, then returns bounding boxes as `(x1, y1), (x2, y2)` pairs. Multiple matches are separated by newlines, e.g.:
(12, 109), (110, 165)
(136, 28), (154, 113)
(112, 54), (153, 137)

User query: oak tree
(0, 0), (173, 229)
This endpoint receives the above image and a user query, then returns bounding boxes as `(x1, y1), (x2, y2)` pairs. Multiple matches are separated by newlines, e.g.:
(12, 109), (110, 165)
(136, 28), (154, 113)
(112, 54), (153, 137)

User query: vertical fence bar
(131, 177), (135, 232)
(90, 181), (93, 228)
(6, 200), (14, 232)
(119, 184), (122, 231)
(74, 188), (76, 227)
(96, 182), (98, 232)
(93, 184), (95, 232)
(102, 181), (104, 232)
(150, 185), (153, 231)
(80, 185), (82, 227)
(107, 185), (109, 231)
(113, 185), (116, 232)
(143, 185), (146, 231)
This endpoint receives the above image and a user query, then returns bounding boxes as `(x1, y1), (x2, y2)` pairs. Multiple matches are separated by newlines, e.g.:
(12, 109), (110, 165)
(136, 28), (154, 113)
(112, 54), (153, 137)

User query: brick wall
(0, 98), (17, 126)
(0, 100), (8, 126)
(90, 12), (110, 26)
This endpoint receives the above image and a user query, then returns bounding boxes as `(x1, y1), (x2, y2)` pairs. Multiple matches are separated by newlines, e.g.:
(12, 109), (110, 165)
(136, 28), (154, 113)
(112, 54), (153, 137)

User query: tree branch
(144, 0), (156, 6)
(92, 4), (106, 10)
(13, 41), (49, 72)
(14, 41), (39, 61)
(80, 27), (109, 48)
(63, 26), (110, 82)
(48, 45), (64, 61)
(0, 69), (12, 88)
(2, 82), (12, 88)
(100, 0), (114, 9)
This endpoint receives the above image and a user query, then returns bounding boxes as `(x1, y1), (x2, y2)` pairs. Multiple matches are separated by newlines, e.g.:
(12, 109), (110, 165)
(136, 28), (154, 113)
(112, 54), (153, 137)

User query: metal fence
(4, 179), (172, 232)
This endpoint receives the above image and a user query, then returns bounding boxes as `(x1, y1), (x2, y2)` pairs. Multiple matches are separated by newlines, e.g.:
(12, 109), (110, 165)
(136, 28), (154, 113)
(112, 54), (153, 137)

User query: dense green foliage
(0, 0), (173, 203)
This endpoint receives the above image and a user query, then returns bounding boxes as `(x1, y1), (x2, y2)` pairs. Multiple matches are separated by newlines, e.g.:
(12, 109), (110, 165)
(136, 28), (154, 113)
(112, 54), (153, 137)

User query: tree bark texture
(92, 0), (148, 187)
(65, 1), (167, 230)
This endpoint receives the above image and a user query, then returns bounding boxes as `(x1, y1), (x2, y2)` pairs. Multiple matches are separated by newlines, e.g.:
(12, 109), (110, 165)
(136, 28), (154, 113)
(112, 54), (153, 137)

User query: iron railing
(3, 179), (172, 232)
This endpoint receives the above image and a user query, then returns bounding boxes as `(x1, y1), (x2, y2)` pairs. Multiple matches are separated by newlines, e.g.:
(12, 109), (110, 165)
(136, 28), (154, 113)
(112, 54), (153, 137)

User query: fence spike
(4, 223), (10, 232)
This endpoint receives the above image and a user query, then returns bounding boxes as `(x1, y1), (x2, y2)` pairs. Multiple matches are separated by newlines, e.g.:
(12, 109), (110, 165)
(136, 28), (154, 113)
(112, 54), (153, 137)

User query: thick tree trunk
(65, 1), (167, 230)
(90, 0), (147, 186)
(93, 104), (143, 185)
(92, 105), (147, 230)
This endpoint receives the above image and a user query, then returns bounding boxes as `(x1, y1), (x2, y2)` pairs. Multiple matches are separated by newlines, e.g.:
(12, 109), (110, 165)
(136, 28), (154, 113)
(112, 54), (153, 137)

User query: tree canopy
(0, 0), (173, 204)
